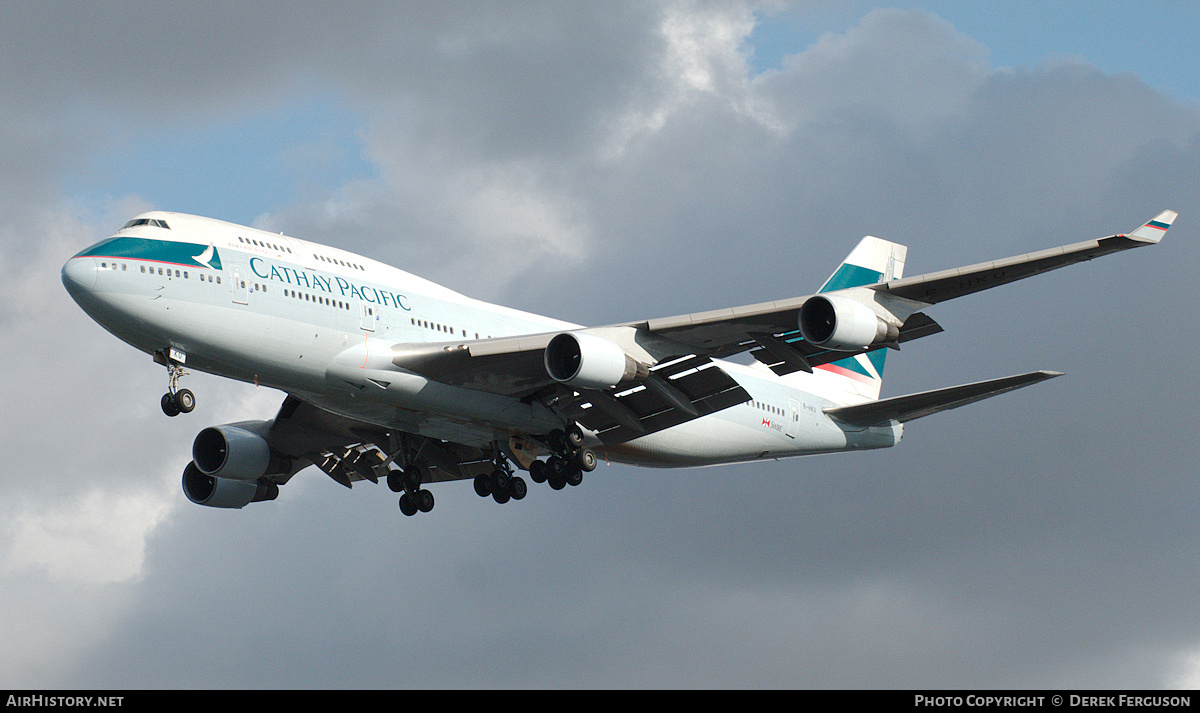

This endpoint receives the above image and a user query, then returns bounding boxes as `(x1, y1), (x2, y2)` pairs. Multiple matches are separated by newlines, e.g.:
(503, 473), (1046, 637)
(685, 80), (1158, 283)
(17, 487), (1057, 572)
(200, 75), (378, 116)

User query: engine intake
(182, 461), (279, 509)
(799, 295), (899, 351)
(192, 422), (289, 481)
(544, 332), (647, 390)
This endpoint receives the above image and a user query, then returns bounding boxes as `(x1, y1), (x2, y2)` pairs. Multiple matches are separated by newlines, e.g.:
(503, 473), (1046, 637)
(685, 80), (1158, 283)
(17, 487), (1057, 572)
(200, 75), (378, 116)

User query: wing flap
(824, 370), (1062, 427)
(554, 355), (750, 444)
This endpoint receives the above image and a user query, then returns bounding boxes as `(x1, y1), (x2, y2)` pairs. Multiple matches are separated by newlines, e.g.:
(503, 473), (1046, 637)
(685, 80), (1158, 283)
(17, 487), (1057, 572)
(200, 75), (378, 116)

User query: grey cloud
(4, 2), (1200, 689)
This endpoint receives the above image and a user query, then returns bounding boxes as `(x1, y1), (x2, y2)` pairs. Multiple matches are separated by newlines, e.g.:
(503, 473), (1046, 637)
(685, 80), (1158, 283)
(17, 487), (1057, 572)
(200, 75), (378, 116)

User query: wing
(380, 211), (1172, 440)
(629, 210), (1177, 366)
(263, 395), (495, 488)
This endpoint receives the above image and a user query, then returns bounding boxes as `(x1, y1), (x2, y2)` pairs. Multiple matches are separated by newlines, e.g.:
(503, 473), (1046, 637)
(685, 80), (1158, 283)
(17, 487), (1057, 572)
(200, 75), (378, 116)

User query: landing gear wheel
(575, 448), (597, 472)
(565, 463), (584, 487)
(387, 469), (405, 493)
(416, 489), (434, 513)
(489, 468), (510, 494)
(174, 389), (195, 414)
(399, 492), (418, 516)
(474, 473), (491, 497)
(160, 357), (192, 416)
(529, 459), (547, 484)
(566, 424), (584, 448)
(509, 476), (527, 501)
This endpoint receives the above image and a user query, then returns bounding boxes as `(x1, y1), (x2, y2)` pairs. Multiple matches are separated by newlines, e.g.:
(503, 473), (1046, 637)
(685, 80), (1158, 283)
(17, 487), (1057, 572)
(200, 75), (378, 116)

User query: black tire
(387, 469), (405, 493)
(529, 459), (547, 484)
(575, 448), (597, 472)
(509, 476), (527, 500)
(405, 463), (426, 491)
(493, 488), (511, 504)
(548, 428), (567, 454)
(417, 489), (434, 513)
(399, 493), (418, 516)
(565, 463), (583, 487)
(490, 468), (509, 493)
(175, 389), (196, 413)
(161, 393), (180, 417)
(566, 424), (584, 448)
(474, 474), (491, 497)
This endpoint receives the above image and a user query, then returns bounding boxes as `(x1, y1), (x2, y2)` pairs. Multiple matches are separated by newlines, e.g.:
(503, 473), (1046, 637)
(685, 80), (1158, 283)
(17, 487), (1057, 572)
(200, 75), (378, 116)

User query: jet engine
(182, 462), (279, 509)
(798, 295), (899, 351)
(182, 422), (288, 508)
(544, 332), (648, 390)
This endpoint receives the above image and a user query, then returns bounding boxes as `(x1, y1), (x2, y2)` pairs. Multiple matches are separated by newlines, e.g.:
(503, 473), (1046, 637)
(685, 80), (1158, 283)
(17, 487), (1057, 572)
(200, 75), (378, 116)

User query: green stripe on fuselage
(77, 237), (223, 270)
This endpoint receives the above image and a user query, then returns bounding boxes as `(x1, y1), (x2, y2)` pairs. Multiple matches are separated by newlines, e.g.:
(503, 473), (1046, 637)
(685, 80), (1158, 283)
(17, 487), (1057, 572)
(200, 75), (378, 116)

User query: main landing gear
(470, 425), (596, 506)
(159, 357), (195, 417)
(528, 425), (596, 491)
(472, 453), (528, 505)
(387, 461), (435, 517)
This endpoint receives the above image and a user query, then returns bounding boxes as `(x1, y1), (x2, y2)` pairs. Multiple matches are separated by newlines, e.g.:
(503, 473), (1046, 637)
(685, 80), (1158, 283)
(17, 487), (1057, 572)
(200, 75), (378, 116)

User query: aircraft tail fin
(817, 236), (907, 293)
(803, 236), (909, 402)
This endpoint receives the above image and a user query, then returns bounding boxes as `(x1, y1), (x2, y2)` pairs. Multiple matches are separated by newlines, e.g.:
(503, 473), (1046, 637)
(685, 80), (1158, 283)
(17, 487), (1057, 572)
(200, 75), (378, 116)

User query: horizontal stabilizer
(824, 370), (1062, 427)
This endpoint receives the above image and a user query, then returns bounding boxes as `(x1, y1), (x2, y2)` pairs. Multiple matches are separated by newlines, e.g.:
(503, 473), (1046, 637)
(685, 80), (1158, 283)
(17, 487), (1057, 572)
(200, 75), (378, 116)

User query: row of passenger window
(410, 317), (489, 340)
(748, 399), (791, 418)
(314, 253), (365, 271)
(235, 234), (368, 273)
(237, 236), (293, 254)
(100, 261), (221, 284)
(280, 286), (352, 311)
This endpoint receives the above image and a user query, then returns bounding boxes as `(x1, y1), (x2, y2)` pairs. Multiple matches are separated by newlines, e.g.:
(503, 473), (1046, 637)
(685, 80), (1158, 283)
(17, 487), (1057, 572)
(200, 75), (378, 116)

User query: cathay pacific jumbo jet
(62, 209), (1176, 516)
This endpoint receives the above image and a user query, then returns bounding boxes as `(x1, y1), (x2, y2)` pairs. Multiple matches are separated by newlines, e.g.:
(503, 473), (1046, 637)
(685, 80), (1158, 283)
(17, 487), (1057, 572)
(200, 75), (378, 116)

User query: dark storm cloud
(3, 3), (1199, 688)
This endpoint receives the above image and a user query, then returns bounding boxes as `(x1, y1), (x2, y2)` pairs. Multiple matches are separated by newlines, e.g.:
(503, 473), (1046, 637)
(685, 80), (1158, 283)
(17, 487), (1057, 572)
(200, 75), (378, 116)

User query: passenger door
(231, 266), (248, 305)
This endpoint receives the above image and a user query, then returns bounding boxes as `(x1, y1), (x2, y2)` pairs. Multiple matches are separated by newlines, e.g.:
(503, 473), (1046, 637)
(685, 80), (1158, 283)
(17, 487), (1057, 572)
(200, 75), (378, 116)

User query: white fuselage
(62, 212), (901, 469)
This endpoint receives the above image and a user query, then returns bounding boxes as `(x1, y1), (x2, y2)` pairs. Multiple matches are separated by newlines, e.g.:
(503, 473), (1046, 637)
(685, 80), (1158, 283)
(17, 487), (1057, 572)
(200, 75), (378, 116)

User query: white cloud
(4, 487), (174, 585)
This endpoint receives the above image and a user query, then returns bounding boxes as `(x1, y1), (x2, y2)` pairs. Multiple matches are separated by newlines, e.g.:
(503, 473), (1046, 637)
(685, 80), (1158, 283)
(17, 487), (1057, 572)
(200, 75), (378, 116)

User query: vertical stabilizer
(801, 236), (908, 403)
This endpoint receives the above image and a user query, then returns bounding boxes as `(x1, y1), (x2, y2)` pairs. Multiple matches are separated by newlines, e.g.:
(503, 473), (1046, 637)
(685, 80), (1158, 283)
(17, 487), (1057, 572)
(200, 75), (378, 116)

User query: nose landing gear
(157, 351), (195, 417)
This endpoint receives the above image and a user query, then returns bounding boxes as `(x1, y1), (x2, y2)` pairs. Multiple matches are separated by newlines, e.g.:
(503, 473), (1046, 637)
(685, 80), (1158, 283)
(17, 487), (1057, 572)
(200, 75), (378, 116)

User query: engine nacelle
(798, 294), (899, 351)
(182, 461), (279, 509)
(192, 422), (286, 481)
(544, 332), (647, 390)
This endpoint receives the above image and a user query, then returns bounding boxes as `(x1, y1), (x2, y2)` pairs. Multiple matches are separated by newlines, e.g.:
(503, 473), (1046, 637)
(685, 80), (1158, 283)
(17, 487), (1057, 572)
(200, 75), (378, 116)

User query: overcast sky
(4, 1), (1200, 689)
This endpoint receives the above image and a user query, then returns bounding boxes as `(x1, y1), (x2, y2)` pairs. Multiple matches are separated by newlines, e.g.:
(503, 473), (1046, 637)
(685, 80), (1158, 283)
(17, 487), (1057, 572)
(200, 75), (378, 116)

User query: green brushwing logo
(78, 237), (223, 270)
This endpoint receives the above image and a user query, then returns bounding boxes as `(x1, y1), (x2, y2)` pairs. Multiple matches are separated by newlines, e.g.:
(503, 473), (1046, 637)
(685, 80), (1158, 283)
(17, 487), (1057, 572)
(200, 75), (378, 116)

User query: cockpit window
(121, 218), (171, 230)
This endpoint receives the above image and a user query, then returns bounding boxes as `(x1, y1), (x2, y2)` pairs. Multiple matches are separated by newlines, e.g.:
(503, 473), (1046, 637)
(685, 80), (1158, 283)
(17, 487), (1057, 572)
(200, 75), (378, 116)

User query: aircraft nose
(61, 256), (98, 298)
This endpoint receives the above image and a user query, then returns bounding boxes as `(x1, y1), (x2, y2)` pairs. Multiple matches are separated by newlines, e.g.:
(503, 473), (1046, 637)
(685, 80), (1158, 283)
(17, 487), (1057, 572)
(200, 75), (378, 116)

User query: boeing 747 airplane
(62, 210), (1176, 515)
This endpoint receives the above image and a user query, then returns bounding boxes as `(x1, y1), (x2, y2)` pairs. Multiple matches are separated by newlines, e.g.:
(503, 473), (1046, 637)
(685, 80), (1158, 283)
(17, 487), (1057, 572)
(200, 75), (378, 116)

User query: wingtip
(1127, 209), (1177, 243)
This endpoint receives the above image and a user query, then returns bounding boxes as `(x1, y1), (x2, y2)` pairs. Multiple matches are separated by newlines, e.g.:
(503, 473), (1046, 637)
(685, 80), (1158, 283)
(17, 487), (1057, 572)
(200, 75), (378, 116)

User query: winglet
(1127, 210), (1177, 244)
